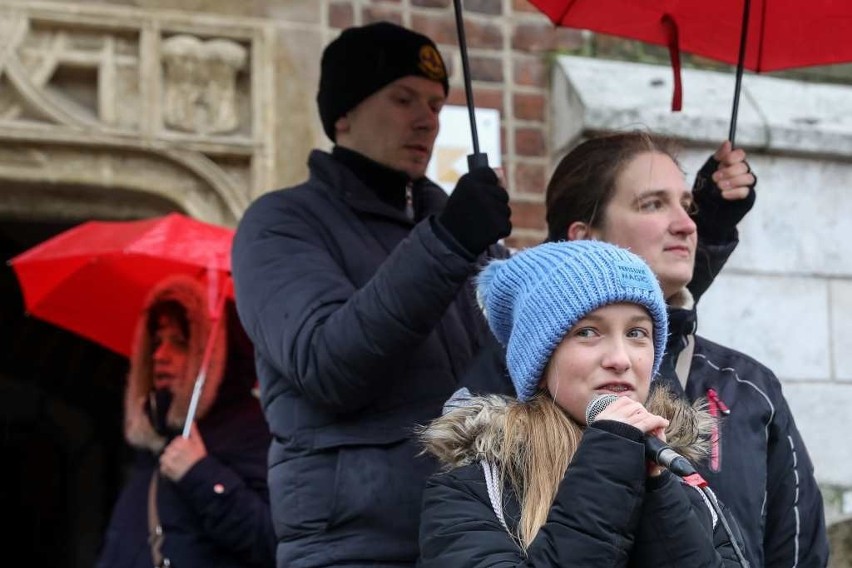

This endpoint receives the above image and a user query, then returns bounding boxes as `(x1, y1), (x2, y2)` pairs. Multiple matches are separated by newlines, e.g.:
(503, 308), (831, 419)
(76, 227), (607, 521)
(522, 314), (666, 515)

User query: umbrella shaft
(729, 0), (752, 147)
(182, 372), (206, 438)
(181, 278), (230, 438)
(453, 0), (481, 156)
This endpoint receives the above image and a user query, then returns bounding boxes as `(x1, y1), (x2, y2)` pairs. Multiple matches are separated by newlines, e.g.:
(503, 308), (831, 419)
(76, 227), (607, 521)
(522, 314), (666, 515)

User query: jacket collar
(309, 150), (448, 224)
(422, 386), (713, 470)
(667, 306), (697, 347)
(332, 146), (410, 211)
(658, 288), (698, 393)
(666, 288), (698, 345)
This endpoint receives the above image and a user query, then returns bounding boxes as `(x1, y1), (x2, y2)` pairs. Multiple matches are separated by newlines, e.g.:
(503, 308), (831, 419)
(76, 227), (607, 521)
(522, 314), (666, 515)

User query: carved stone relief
(1, 11), (142, 128)
(162, 35), (247, 134)
(0, 2), (276, 224)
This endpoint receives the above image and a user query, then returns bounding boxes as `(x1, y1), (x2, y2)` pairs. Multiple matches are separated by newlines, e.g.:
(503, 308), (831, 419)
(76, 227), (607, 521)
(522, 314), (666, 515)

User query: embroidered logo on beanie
(616, 262), (656, 291)
(418, 45), (447, 82)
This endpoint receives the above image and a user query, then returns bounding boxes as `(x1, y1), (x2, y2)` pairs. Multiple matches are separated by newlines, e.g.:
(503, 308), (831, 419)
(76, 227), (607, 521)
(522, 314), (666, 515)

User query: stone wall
(0, 0), (290, 224)
(4, 0), (849, 237)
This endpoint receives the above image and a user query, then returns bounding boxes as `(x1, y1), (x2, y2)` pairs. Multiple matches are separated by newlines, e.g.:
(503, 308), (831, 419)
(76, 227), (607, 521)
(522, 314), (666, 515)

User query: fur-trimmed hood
(124, 275), (228, 444)
(421, 386), (714, 470)
(668, 287), (695, 311)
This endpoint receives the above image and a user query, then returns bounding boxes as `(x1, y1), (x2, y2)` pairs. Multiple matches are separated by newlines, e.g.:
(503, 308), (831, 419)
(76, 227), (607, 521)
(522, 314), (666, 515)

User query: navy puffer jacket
(232, 151), (502, 567)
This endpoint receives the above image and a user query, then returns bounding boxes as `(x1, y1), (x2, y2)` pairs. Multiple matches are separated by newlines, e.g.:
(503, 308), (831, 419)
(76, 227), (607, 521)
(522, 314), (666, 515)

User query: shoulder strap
(481, 461), (510, 535)
(147, 471), (165, 566)
(690, 484), (719, 529)
(675, 333), (695, 389)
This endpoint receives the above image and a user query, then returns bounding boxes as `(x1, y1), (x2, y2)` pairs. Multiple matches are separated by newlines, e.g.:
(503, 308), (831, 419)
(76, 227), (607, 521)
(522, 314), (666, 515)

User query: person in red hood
(96, 275), (275, 568)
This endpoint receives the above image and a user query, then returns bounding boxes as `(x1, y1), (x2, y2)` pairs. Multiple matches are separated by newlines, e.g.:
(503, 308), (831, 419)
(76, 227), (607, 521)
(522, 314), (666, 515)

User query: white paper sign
(426, 105), (501, 194)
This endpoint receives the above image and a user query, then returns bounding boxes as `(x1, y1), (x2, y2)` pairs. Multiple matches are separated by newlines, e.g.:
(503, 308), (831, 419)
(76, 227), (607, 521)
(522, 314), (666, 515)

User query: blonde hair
(496, 392), (584, 547)
(497, 386), (706, 549)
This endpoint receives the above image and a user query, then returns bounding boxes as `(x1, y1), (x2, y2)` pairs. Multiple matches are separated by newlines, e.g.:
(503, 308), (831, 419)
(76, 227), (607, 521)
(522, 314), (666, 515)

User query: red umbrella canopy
(529, 0), (852, 72)
(9, 213), (234, 357)
(529, 0), (852, 141)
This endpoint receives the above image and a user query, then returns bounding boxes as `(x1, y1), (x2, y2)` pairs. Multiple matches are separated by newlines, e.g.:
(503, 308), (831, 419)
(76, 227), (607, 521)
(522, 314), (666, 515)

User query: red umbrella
(8, 212), (234, 358)
(528, 0), (852, 144)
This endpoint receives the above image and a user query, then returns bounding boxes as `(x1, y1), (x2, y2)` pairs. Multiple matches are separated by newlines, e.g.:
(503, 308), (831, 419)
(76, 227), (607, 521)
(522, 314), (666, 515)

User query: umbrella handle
(452, 0), (490, 170)
(467, 153), (489, 170)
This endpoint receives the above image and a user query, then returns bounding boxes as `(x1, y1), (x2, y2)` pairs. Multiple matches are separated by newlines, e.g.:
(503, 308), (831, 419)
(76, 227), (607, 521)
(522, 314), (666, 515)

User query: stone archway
(0, 138), (244, 225)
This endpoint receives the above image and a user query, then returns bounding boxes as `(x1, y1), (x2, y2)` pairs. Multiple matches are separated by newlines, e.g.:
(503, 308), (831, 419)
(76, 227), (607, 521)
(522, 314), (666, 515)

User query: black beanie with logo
(317, 21), (449, 141)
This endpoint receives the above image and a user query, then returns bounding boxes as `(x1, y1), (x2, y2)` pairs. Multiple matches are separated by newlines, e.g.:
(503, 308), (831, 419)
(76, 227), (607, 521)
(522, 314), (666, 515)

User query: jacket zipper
(405, 182), (414, 220)
(706, 388), (729, 472)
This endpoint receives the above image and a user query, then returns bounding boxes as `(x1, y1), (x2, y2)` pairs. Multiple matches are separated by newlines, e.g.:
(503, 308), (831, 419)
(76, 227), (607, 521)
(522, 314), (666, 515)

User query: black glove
(692, 156), (756, 244)
(437, 167), (512, 256)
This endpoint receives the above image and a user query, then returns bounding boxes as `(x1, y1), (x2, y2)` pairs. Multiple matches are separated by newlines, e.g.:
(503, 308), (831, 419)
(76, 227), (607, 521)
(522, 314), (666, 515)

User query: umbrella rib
(755, 0), (767, 71)
(556, 0), (581, 25)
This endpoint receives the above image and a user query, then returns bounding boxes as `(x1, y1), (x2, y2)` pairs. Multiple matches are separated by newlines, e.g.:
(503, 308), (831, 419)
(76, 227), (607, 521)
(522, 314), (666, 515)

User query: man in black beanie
(232, 21), (512, 568)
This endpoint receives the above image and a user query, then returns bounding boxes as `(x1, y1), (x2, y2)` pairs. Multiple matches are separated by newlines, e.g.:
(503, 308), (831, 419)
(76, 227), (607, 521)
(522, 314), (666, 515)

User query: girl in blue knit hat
(417, 240), (747, 567)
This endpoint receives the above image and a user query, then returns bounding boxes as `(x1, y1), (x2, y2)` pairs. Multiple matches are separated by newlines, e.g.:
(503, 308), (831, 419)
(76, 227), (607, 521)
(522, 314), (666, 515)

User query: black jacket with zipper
(462, 305), (829, 568)
(418, 393), (746, 567)
(657, 307), (829, 567)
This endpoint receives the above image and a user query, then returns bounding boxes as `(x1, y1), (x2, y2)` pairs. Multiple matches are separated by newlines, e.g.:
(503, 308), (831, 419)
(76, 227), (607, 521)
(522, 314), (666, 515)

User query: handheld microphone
(585, 393), (697, 478)
(586, 396), (748, 567)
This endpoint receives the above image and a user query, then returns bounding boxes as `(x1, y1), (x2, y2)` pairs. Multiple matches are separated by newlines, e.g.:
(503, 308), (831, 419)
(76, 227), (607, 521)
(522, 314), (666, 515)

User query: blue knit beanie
(476, 241), (668, 402)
